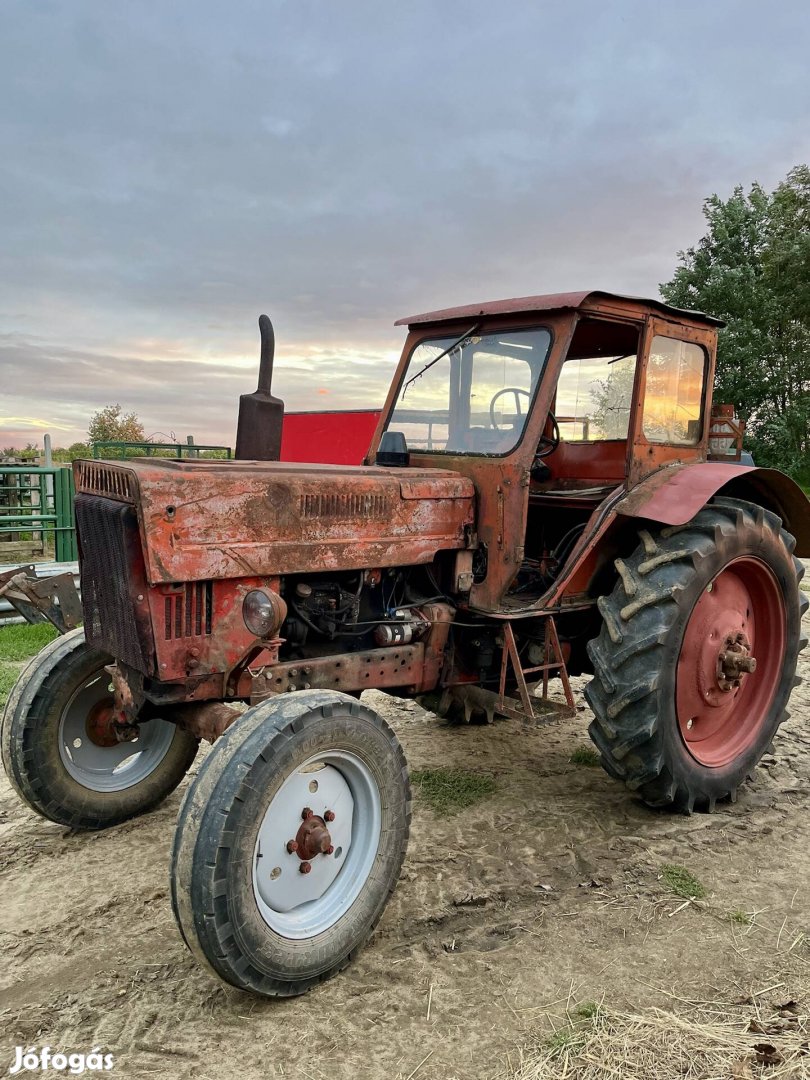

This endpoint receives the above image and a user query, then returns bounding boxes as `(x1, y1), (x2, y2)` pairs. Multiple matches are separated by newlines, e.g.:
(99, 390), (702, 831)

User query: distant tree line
(3, 404), (228, 461)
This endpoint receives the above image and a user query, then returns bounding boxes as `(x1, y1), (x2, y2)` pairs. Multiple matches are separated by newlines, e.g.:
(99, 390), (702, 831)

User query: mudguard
(614, 463), (810, 556)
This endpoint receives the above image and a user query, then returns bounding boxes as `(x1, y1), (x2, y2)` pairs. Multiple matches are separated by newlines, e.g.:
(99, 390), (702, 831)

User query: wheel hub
(59, 667), (176, 792)
(676, 557), (785, 768)
(716, 632), (757, 691)
(85, 700), (140, 747)
(85, 700), (120, 747)
(288, 806), (335, 863)
(254, 762), (354, 919)
(252, 750), (382, 939)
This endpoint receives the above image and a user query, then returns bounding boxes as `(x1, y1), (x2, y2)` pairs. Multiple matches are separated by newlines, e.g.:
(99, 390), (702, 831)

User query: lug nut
(324, 810), (335, 822)
(286, 840), (299, 854)
(302, 807), (313, 820)
(299, 861), (312, 874)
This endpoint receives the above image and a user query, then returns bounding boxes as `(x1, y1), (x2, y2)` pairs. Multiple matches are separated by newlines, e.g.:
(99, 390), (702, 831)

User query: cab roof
(395, 290), (725, 329)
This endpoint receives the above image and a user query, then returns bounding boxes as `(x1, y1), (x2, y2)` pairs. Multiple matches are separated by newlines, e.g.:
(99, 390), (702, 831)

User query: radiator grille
(76, 462), (135, 503)
(164, 582), (213, 640)
(299, 492), (393, 518)
(75, 493), (152, 673)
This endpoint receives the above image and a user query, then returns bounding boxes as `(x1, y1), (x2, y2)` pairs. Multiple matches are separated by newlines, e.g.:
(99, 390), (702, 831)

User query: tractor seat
(529, 482), (617, 502)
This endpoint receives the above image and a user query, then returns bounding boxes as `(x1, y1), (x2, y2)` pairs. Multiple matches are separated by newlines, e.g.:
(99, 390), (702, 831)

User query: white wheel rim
(252, 749), (382, 939)
(57, 669), (175, 793)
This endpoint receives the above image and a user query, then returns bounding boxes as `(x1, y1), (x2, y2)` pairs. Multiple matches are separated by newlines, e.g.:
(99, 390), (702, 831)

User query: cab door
(627, 317), (717, 486)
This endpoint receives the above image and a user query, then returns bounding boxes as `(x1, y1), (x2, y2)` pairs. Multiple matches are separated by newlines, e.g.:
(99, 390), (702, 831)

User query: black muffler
(235, 314), (285, 460)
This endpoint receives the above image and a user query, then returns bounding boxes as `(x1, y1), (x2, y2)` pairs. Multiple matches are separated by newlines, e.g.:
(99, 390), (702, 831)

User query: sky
(1, 0), (809, 450)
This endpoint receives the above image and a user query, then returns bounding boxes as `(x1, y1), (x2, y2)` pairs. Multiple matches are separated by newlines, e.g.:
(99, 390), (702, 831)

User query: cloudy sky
(2, 0), (808, 449)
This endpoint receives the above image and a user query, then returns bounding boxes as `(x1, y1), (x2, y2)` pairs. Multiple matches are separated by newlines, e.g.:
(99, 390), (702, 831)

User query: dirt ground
(2, 605), (810, 1079)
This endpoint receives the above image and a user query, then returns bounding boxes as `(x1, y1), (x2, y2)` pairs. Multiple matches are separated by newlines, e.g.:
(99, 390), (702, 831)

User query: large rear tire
(170, 690), (410, 997)
(585, 497), (807, 812)
(1, 628), (198, 829)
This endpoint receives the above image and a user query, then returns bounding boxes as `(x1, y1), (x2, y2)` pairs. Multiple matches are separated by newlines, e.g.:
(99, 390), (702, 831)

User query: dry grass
(502, 996), (810, 1079)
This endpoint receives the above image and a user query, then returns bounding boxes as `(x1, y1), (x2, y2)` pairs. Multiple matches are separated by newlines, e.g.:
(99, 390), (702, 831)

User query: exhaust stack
(235, 314), (285, 460)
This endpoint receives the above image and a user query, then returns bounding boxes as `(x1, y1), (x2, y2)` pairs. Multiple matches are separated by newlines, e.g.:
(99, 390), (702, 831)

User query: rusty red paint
(293, 814), (333, 861)
(145, 577), (281, 681)
(85, 700), (119, 748)
(617, 463), (723, 522)
(170, 700), (241, 742)
(249, 643), (427, 703)
(394, 290), (725, 328)
(676, 557), (785, 768)
(77, 460), (474, 585)
(619, 462), (756, 524)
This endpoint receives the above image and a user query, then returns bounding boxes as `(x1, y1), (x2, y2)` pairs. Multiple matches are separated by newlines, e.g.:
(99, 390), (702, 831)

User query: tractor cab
(373, 291), (724, 611)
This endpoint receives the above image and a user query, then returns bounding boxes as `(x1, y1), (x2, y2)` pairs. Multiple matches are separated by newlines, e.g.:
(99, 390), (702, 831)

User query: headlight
(242, 589), (285, 639)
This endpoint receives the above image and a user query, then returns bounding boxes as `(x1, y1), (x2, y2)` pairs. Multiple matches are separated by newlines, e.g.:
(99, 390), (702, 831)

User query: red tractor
(3, 291), (808, 997)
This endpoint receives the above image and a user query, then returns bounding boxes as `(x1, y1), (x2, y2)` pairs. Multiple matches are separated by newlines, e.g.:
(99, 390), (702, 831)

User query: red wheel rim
(676, 557), (785, 768)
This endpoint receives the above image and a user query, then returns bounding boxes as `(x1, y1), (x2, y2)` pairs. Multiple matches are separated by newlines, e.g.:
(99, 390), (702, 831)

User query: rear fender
(614, 463), (810, 556)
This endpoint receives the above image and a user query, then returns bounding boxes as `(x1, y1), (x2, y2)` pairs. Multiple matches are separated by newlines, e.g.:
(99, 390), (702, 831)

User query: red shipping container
(280, 410), (381, 465)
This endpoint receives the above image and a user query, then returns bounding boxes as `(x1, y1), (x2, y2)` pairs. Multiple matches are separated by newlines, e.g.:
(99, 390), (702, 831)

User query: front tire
(585, 498), (807, 812)
(170, 690), (410, 997)
(1, 628), (198, 829)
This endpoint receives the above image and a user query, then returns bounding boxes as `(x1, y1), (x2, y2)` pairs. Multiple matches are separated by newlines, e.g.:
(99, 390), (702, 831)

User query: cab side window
(556, 319), (639, 442)
(642, 336), (707, 446)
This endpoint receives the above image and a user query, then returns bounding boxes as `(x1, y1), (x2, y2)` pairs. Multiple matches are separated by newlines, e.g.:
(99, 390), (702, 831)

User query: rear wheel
(170, 690), (410, 997)
(1, 628), (198, 829)
(585, 498), (807, 812)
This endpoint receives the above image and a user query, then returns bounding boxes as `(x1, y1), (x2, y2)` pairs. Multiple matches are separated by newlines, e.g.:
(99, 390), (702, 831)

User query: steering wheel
(490, 387), (531, 431)
(535, 412), (561, 458)
(489, 387), (560, 458)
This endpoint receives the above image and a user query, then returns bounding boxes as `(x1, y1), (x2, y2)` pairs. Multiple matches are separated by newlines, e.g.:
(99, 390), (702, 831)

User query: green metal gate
(0, 466), (78, 562)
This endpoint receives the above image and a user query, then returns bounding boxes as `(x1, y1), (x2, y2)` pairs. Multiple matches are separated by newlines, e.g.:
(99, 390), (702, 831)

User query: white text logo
(8, 1048), (114, 1075)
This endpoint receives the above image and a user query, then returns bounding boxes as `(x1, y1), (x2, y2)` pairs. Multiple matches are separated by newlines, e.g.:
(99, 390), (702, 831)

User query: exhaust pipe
(235, 314), (285, 460)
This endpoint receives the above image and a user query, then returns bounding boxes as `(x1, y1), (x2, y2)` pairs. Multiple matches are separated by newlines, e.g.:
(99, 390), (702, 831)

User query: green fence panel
(92, 441), (232, 459)
(0, 465), (77, 562)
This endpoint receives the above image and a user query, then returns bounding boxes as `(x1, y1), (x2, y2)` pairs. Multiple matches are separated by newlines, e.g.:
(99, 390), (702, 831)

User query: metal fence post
(54, 468), (78, 562)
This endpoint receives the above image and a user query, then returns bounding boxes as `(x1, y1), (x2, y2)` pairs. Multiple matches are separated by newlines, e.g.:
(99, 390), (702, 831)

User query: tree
(88, 404), (145, 446)
(589, 358), (636, 440)
(660, 166), (810, 476)
(1, 442), (38, 461)
(52, 442), (92, 462)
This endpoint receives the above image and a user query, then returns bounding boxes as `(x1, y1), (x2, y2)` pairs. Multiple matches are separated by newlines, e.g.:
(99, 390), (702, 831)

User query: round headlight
(243, 589), (284, 638)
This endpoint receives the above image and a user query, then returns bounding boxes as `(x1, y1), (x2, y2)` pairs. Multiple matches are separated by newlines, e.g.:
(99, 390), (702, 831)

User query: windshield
(386, 327), (552, 455)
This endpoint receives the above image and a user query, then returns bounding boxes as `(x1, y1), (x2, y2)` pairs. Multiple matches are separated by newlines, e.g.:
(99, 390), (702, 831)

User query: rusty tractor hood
(75, 459), (475, 584)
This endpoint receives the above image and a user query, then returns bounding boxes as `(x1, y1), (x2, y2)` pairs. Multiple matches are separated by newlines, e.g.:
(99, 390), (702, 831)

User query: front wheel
(1, 628), (199, 829)
(170, 690), (411, 997)
(585, 497), (807, 812)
